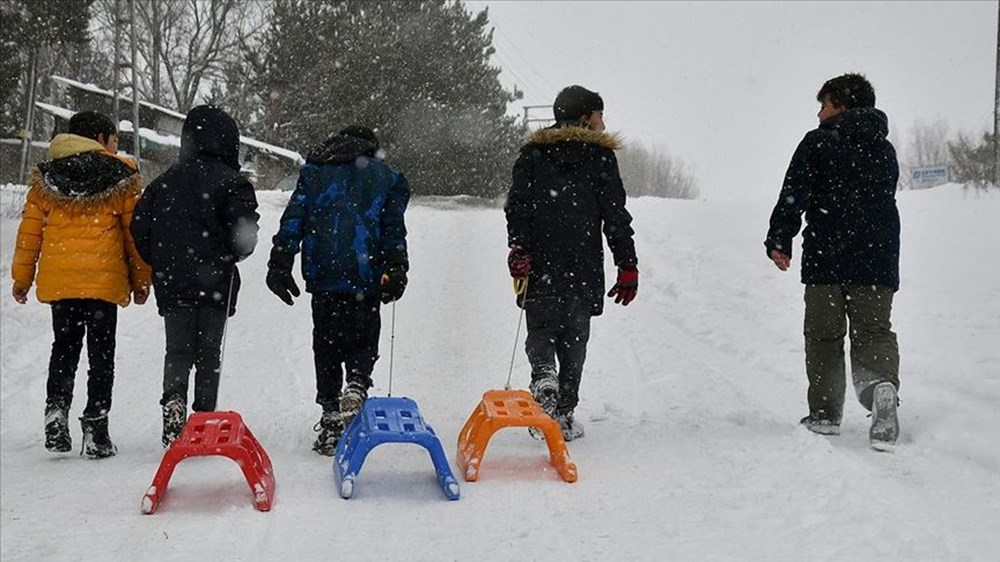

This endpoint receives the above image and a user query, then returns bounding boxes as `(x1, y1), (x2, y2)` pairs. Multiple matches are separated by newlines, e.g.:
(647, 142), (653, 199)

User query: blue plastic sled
(333, 396), (460, 500)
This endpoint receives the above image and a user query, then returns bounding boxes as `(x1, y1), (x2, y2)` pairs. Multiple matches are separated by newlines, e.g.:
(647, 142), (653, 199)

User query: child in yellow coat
(11, 111), (150, 458)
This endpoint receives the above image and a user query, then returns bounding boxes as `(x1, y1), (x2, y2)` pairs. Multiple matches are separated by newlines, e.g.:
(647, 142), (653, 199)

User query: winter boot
(528, 375), (558, 439)
(80, 414), (117, 459)
(312, 410), (345, 456)
(799, 411), (841, 436)
(556, 410), (585, 442)
(869, 382), (899, 451)
(161, 397), (187, 448)
(339, 384), (368, 430)
(44, 401), (71, 453)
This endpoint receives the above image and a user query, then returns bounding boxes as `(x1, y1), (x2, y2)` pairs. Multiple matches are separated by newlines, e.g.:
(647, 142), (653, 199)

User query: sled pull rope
(218, 269), (236, 377)
(505, 277), (529, 390)
(387, 299), (396, 397)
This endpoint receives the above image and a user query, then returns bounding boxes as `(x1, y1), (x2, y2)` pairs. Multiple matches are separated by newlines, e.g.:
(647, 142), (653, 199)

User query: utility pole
(112, 0), (122, 122)
(151, 0), (161, 105)
(129, 0), (141, 168)
(994, 0), (999, 186)
(16, 49), (38, 184)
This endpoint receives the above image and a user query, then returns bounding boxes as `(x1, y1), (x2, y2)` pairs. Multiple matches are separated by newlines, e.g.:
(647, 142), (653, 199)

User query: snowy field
(1, 184), (998, 561)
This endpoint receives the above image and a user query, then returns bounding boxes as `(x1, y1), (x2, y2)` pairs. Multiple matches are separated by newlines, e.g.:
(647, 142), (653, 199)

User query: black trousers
(47, 299), (118, 418)
(162, 305), (227, 412)
(524, 295), (592, 414)
(311, 292), (380, 412)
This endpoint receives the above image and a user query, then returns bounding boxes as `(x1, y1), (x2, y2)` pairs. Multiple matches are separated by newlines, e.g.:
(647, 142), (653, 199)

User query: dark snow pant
(803, 284), (899, 419)
(524, 295), (592, 415)
(46, 299), (117, 418)
(311, 292), (380, 413)
(161, 305), (227, 412)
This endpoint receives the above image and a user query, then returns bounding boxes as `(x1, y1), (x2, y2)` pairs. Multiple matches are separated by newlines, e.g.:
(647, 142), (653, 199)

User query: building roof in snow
(49, 75), (304, 165)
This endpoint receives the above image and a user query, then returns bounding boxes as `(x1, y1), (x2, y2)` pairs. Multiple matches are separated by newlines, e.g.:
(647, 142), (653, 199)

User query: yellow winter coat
(11, 134), (151, 306)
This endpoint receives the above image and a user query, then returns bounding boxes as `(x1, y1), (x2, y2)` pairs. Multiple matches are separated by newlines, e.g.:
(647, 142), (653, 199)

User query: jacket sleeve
(269, 170), (310, 272)
(10, 186), (46, 290)
(130, 181), (155, 266)
(380, 170), (410, 270)
(119, 178), (152, 292)
(504, 148), (534, 250)
(765, 131), (821, 258)
(223, 175), (260, 263)
(597, 151), (637, 267)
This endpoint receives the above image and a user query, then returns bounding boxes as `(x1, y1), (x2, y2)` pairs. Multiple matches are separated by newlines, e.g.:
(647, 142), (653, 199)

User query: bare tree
(899, 120), (952, 189)
(90, 0), (269, 112)
(618, 141), (699, 199)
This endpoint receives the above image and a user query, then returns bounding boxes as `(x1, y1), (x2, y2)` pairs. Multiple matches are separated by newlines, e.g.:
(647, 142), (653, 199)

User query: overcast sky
(465, 1), (997, 201)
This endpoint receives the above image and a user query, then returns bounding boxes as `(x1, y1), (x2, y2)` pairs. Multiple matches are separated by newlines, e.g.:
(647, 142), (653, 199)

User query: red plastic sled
(141, 411), (275, 514)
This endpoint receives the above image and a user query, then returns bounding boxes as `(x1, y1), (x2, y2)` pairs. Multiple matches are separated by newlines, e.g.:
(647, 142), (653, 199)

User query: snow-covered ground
(1, 184), (998, 561)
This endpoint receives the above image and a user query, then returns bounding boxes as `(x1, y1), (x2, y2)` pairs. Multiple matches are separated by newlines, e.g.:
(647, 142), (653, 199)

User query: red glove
(607, 266), (638, 306)
(508, 246), (531, 278)
(134, 288), (150, 305)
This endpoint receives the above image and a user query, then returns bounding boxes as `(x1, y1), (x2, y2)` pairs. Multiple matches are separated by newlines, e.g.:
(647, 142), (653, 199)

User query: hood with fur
(527, 125), (622, 151)
(37, 134), (137, 200)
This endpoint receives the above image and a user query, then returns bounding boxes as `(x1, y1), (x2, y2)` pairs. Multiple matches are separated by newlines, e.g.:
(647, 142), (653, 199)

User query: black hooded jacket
(131, 105), (260, 316)
(505, 124), (637, 316)
(765, 108), (900, 290)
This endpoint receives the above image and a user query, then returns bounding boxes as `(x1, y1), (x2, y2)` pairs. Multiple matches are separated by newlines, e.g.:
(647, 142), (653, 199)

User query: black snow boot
(528, 375), (558, 440)
(80, 414), (117, 459)
(556, 409), (585, 442)
(44, 400), (71, 453)
(338, 384), (368, 429)
(313, 410), (345, 456)
(162, 396), (187, 448)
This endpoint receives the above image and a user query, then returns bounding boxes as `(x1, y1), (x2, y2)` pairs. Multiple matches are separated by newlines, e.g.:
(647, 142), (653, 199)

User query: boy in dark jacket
(11, 111), (150, 458)
(765, 73), (901, 451)
(266, 126), (409, 456)
(131, 105), (259, 447)
(505, 85), (638, 441)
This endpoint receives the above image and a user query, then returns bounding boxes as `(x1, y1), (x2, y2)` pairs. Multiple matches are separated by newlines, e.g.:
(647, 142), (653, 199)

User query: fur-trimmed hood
(526, 125), (622, 151)
(33, 133), (140, 209)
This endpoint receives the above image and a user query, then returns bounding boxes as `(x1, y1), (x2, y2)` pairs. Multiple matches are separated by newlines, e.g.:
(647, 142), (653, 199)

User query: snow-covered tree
(0, 0), (94, 137)
(257, 0), (523, 197)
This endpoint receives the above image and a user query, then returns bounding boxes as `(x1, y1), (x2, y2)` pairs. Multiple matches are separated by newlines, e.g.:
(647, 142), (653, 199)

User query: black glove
(266, 268), (300, 306)
(380, 266), (407, 304)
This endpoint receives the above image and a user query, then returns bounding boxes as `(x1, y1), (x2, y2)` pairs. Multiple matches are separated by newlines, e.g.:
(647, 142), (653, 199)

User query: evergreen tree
(0, 0), (93, 137)
(948, 132), (996, 190)
(257, 0), (523, 197)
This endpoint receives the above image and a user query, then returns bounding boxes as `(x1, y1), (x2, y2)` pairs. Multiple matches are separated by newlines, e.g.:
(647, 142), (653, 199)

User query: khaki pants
(803, 284), (899, 419)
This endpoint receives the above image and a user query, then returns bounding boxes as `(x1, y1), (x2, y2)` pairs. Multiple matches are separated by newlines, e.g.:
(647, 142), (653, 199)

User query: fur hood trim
(28, 168), (141, 212)
(527, 125), (623, 150)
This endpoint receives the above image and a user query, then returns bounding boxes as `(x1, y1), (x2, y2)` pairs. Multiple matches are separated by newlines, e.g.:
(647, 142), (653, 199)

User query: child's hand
(769, 249), (791, 271)
(11, 285), (28, 304)
(134, 288), (150, 305)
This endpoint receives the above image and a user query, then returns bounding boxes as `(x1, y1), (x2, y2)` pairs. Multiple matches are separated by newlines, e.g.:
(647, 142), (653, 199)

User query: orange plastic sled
(456, 389), (577, 483)
(141, 411), (275, 514)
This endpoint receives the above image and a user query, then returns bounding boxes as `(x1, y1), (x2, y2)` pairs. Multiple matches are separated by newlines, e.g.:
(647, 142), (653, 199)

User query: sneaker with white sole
(869, 382), (899, 451)
(799, 412), (842, 436)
